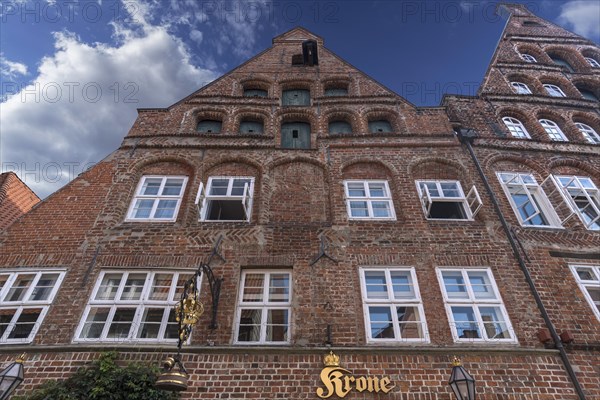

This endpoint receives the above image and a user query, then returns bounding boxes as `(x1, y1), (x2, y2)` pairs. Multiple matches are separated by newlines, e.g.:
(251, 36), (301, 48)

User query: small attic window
(325, 87), (348, 97)
(329, 121), (352, 134)
(291, 54), (304, 65)
(244, 89), (268, 98)
(368, 120), (393, 133)
(239, 120), (264, 134)
(197, 120), (222, 133)
(523, 20), (543, 27)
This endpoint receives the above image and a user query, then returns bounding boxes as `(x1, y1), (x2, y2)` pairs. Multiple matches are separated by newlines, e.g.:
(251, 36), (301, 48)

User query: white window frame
(553, 175), (600, 230)
(359, 267), (429, 343)
(520, 53), (537, 63)
(502, 117), (531, 139)
(437, 268), (517, 343)
(510, 82), (532, 95)
(569, 265), (600, 321)
(196, 176), (255, 222)
(125, 176), (188, 222)
(543, 84), (566, 98)
(497, 172), (562, 228)
(416, 180), (482, 221)
(539, 119), (568, 142)
(575, 123), (600, 144)
(74, 270), (199, 343)
(234, 270), (292, 345)
(584, 57), (600, 68)
(0, 269), (66, 344)
(343, 180), (396, 220)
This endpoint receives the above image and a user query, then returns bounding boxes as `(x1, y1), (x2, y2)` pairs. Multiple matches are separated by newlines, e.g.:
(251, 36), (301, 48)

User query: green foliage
(13, 352), (179, 400)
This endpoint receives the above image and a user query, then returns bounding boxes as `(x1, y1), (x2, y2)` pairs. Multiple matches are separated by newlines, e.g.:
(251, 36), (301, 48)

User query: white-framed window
(569, 265), (600, 321)
(497, 172), (561, 228)
(437, 268), (516, 342)
(584, 57), (600, 68)
(511, 82), (532, 95)
(575, 123), (600, 144)
(126, 176), (188, 221)
(195, 176), (254, 222)
(554, 176), (600, 230)
(359, 267), (429, 343)
(343, 180), (396, 220)
(539, 119), (568, 142)
(543, 84), (566, 98)
(502, 117), (531, 139)
(74, 270), (197, 343)
(234, 270), (291, 344)
(0, 270), (65, 344)
(520, 53), (537, 63)
(416, 180), (482, 220)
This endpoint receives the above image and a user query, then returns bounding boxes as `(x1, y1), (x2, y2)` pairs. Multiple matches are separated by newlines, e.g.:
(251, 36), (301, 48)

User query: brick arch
(484, 154), (546, 178)
(580, 47), (600, 69)
(538, 74), (580, 98)
(341, 159), (398, 179)
(548, 159), (600, 179)
(544, 45), (588, 72)
(571, 77), (600, 100)
(534, 109), (576, 142)
(268, 156), (327, 172)
(188, 107), (230, 133)
(239, 76), (273, 96)
(495, 107), (541, 140)
(407, 157), (470, 182)
(504, 73), (543, 95)
(322, 108), (360, 135)
(321, 77), (352, 96)
(278, 79), (316, 99)
(571, 112), (600, 143)
(362, 107), (404, 134)
(515, 43), (549, 63)
(232, 108), (272, 135)
(203, 157), (264, 176)
(127, 155), (196, 178)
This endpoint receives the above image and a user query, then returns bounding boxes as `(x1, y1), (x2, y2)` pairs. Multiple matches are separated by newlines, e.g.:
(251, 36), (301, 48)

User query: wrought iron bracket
(310, 236), (338, 266)
(201, 263), (223, 329)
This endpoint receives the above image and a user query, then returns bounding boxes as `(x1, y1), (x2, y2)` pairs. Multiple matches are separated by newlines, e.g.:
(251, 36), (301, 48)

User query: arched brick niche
(321, 77), (352, 97)
(504, 73), (544, 95)
(496, 108), (541, 141)
(276, 109), (318, 149)
(538, 74), (580, 98)
(571, 112), (600, 144)
(189, 108), (230, 134)
(363, 108), (403, 135)
(534, 110), (577, 142)
(515, 44), (549, 64)
(544, 45), (586, 73)
(239, 77), (273, 97)
(322, 109), (360, 136)
(232, 108), (272, 135)
(571, 77), (600, 101)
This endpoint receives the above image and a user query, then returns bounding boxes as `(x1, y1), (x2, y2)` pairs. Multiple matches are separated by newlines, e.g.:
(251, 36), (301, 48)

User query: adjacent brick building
(0, 172), (40, 231)
(1, 3), (598, 399)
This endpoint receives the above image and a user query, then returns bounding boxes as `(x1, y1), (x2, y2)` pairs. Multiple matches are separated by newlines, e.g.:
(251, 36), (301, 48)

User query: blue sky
(1, 0), (599, 198)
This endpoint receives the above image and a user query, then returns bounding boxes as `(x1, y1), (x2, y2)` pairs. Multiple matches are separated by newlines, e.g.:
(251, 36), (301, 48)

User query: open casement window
(359, 267), (429, 343)
(416, 181), (482, 220)
(196, 177), (254, 222)
(437, 268), (516, 342)
(552, 176), (600, 230)
(235, 270), (291, 344)
(569, 265), (600, 321)
(344, 180), (396, 220)
(126, 176), (188, 222)
(0, 270), (66, 344)
(575, 123), (600, 144)
(75, 270), (197, 343)
(585, 57), (600, 68)
(497, 173), (561, 228)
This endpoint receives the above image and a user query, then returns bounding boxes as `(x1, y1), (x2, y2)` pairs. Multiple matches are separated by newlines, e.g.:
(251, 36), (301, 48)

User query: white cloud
(0, 53), (28, 79)
(1, 4), (217, 198)
(190, 29), (203, 44)
(557, 0), (600, 40)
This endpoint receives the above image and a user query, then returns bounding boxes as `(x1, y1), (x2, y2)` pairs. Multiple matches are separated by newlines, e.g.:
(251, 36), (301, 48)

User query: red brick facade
(0, 172), (40, 231)
(1, 4), (598, 399)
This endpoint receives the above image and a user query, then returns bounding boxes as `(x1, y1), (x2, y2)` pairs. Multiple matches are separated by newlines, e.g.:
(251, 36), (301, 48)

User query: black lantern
(0, 354), (25, 400)
(448, 357), (476, 400)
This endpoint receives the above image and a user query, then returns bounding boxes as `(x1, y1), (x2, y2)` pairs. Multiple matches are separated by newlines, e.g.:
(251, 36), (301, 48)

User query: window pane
(30, 273), (60, 301)
(107, 308), (136, 339)
(209, 179), (229, 195)
(266, 309), (288, 342)
(5, 274), (35, 302)
(269, 274), (290, 302)
(243, 274), (264, 302)
(164, 309), (180, 339)
(8, 308), (42, 339)
(576, 268), (596, 281)
(369, 306), (394, 339)
(467, 272), (496, 300)
(80, 307), (110, 339)
(440, 182), (460, 197)
(391, 272), (414, 299)
(0, 275), (8, 292)
(175, 274), (194, 299)
(421, 182), (439, 197)
(237, 309), (262, 342)
(149, 274), (173, 301)
(132, 199), (155, 219)
(443, 272), (468, 299)
(154, 200), (177, 219)
(0, 309), (16, 338)
(137, 308), (165, 339)
(347, 183), (366, 197)
(141, 178), (162, 195)
(368, 183), (386, 197)
(480, 306), (510, 339)
(364, 271), (388, 299)
(120, 274), (146, 301)
(231, 179), (251, 196)
(161, 179), (184, 196)
(372, 202), (391, 218)
(397, 307), (423, 339)
(451, 306), (481, 339)
(349, 201), (369, 217)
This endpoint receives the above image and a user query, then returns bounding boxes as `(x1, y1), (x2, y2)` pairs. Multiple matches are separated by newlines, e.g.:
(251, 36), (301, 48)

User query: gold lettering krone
(316, 367), (395, 399)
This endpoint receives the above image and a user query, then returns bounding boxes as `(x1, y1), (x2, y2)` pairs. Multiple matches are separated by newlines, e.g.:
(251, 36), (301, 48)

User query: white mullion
(463, 270), (477, 301)
(115, 272), (128, 302)
(2, 307), (21, 342)
(156, 306), (171, 341)
(148, 196), (160, 219)
(157, 176), (168, 197)
(101, 305), (119, 340)
(129, 305), (144, 341)
(226, 177), (234, 196)
(22, 272), (42, 302)
(75, 305), (93, 340)
(472, 305), (487, 340)
(46, 272), (66, 305)
(1, 273), (18, 303)
(27, 306), (49, 343)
